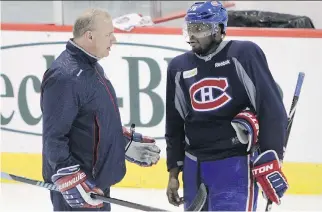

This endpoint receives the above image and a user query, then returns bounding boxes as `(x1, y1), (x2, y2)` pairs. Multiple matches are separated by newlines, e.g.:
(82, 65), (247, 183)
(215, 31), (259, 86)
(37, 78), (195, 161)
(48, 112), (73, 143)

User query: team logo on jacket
(189, 77), (232, 111)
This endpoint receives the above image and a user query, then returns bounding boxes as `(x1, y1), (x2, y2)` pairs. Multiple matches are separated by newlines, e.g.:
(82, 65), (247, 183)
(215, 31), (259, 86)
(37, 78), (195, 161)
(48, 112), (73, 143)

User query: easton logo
(252, 164), (274, 175)
(189, 78), (232, 111)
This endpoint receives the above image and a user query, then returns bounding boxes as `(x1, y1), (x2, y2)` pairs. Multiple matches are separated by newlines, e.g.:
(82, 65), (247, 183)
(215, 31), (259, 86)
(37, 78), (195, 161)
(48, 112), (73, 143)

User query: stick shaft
(1, 172), (167, 211)
(265, 72), (305, 211)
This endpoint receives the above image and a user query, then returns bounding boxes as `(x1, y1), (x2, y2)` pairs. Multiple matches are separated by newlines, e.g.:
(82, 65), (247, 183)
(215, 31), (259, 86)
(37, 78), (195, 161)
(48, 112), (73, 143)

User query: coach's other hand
(123, 128), (161, 167)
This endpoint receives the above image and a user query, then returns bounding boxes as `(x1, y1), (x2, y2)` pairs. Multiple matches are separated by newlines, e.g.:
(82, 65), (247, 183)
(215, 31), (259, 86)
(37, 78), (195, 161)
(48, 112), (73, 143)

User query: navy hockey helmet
(183, 1), (228, 39)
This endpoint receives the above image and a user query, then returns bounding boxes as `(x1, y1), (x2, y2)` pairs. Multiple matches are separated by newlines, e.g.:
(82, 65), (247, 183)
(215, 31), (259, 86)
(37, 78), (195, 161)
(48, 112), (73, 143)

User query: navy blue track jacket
(165, 40), (288, 171)
(41, 40), (126, 191)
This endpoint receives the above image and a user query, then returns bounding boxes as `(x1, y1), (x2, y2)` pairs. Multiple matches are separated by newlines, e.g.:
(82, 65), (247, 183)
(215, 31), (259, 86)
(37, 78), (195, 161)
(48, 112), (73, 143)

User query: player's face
(189, 35), (213, 55)
(185, 22), (223, 55)
(91, 17), (117, 58)
(189, 32), (223, 55)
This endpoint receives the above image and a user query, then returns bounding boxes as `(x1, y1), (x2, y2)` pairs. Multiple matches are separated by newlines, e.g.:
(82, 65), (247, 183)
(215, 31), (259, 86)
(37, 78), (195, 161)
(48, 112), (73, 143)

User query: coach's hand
(52, 164), (104, 208)
(123, 127), (160, 167)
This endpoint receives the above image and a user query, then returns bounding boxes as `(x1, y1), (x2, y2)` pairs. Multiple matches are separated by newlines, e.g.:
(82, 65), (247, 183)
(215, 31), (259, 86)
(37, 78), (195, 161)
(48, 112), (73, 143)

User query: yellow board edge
(1, 152), (322, 195)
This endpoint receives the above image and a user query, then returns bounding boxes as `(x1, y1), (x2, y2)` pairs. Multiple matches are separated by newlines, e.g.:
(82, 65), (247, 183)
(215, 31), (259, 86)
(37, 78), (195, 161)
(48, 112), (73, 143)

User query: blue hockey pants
(183, 152), (259, 211)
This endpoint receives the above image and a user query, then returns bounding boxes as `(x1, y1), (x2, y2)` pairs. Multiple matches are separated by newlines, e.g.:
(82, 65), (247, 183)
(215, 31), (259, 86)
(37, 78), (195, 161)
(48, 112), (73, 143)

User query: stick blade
(1, 172), (12, 180)
(186, 183), (207, 211)
(294, 72), (305, 97)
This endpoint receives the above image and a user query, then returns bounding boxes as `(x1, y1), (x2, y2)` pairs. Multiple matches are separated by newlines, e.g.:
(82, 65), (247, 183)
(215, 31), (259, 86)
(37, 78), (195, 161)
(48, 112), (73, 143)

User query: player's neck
(199, 41), (220, 57)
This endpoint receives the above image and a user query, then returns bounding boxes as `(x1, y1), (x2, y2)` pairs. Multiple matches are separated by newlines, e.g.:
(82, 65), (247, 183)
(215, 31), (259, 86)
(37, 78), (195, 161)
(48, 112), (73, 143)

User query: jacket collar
(66, 39), (99, 64)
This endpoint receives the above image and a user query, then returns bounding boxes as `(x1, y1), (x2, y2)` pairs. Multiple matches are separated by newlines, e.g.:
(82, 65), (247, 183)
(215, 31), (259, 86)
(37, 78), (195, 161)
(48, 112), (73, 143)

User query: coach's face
(91, 16), (116, 58)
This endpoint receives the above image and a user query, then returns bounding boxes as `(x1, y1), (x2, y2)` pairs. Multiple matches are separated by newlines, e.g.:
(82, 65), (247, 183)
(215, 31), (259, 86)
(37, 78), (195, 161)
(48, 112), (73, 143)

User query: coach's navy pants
(183, 152), (259, 211)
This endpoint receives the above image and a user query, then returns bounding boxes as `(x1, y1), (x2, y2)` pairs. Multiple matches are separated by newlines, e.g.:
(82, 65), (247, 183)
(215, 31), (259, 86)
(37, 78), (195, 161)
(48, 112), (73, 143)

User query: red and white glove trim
(231, 109), (259, 152)
(52, 165), (104, 208)
(252, 150), (289, 205)
(122, 126), (161, 167)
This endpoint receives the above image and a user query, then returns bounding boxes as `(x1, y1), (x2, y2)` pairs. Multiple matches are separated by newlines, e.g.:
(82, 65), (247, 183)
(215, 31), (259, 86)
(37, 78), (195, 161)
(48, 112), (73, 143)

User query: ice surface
(1, 183), (321, 211)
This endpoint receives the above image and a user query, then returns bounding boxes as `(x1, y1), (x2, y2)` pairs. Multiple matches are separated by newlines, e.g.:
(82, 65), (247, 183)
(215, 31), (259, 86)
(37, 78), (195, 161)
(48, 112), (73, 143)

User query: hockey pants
(183, 152), (259, 211)
(50, 188), (111, 211)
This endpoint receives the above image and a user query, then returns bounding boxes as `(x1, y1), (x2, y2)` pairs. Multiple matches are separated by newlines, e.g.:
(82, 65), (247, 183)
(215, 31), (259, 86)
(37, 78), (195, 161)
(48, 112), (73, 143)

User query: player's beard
(203, 40), (221, 55)
(190, 36), (221, 56)
(191, 45), (203, 55)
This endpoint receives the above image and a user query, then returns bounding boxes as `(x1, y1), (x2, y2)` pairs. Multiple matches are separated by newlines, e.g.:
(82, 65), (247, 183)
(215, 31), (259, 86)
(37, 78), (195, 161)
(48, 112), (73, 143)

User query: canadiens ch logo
(189, 77), (232, 111)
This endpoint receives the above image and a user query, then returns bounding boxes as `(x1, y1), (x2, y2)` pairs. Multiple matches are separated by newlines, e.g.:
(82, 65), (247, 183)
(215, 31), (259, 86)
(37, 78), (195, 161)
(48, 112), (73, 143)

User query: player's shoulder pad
(229, 39), (259, 48)
(230, 40), (265, 58)
(167, 51), (195, 73)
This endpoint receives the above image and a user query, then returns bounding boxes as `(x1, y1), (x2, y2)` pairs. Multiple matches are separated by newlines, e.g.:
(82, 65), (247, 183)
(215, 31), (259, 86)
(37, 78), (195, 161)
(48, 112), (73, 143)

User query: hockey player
(41, 8), (160, 211)
(165, 1), (289, 211)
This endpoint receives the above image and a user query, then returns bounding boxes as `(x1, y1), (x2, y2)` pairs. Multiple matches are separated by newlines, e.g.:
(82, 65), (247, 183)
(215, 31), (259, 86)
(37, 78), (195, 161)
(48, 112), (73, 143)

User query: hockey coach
(40, 8), (161, 211)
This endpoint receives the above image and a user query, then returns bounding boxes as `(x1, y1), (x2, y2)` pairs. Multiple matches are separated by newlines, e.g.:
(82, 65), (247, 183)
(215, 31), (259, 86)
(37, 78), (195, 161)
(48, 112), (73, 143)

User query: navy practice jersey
(165, 40), (288, 171)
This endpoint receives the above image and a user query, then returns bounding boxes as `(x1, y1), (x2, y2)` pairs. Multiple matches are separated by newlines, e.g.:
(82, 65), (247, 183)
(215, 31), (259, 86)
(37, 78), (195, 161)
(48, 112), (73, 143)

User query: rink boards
(1, 23), (322, 195)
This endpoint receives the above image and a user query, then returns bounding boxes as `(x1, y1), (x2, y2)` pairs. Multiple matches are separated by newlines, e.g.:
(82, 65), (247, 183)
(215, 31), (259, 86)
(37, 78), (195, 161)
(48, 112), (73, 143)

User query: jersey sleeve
(165, 60), (186, 171)
(41, 71), (80, 172)
(236, 41), (288, 160)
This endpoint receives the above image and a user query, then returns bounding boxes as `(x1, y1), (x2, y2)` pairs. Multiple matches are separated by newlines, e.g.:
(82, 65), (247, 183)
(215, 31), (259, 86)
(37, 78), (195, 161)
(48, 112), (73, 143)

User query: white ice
(1, 183), (321, 211)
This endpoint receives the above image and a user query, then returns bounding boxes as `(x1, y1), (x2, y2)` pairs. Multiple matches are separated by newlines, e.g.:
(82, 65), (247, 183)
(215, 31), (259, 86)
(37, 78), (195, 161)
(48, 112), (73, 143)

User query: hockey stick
(265, 72), (305, 211)
(186, 183), (207, 211)
(1, 172), (168, 212)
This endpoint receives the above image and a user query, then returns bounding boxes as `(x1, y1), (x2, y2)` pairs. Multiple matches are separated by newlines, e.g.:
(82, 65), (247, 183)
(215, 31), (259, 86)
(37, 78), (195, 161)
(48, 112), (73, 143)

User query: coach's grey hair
(73, 8), (111, 38)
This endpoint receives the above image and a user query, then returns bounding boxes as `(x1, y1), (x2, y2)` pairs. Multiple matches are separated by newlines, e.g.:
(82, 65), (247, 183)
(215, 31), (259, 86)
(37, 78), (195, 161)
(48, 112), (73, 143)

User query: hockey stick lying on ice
(1, 172), (168, 211)
(265, 72), (305, 212)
